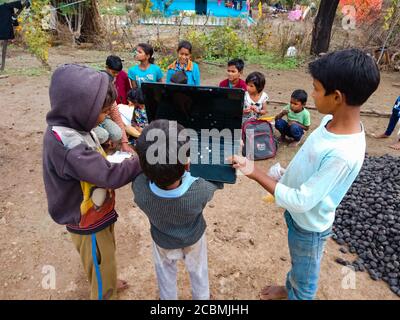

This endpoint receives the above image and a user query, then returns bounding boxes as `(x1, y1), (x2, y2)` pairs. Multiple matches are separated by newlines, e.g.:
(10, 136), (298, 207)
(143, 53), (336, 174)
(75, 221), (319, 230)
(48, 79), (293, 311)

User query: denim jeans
(275, 119), (304, 141)
(284, 211), (332, 300)
(384, 107), (400, 136)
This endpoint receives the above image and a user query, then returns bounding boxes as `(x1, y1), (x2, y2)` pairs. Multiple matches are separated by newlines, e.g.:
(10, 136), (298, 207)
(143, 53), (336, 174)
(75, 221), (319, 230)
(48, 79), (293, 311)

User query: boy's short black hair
(308, 48), (380, 106)
(106, 55), (123, 72)
(136, 120), (189, 188)
(291, 89), (308, 104)
(245, 71), (266, 93)
(127, 88), (136, 103)
(127, 88), (145, 105)
(170, 70), (188, 84)
(227, 58), (245, 72)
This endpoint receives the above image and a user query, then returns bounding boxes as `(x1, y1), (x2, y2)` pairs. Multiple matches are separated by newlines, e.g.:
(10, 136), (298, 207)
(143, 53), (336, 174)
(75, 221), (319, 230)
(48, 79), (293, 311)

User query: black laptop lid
(141, 83), (244, 134)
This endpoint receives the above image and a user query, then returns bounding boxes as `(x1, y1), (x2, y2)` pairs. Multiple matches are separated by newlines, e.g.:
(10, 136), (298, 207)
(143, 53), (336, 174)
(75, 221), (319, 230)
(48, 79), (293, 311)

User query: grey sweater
(132, 173), (223, 249)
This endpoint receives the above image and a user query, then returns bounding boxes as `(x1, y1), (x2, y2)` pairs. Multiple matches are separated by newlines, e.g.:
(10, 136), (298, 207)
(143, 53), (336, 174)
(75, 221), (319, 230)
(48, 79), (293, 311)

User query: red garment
(219, 78), (247, 91)
(115, 70), (130, 105)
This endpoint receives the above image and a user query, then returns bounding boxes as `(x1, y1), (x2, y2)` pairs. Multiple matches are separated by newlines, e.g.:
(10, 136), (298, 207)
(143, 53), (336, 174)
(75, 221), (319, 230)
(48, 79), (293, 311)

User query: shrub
(19, 0), (50, 68)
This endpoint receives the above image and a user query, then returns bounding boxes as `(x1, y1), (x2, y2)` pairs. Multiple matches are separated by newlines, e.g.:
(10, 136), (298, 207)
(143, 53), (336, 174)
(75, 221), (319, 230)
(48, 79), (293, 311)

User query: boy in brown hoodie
(42, 64), (141, 299)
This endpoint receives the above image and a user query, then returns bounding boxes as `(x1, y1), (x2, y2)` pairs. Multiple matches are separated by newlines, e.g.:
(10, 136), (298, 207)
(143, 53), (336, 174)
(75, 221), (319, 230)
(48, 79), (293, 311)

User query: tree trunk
(310, 0), (340, 56)
(81, 0), (103, 42)
(53, 0), (103, 43)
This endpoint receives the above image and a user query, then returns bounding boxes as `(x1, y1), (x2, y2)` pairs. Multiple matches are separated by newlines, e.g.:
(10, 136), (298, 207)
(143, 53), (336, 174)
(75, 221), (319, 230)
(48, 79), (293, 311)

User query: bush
(19, 0), (50, 68)
(183, 25), (302, 70)
(185, 26), (255, 61)
(157, 55), (176, 72)
(252, 19), (273, 51)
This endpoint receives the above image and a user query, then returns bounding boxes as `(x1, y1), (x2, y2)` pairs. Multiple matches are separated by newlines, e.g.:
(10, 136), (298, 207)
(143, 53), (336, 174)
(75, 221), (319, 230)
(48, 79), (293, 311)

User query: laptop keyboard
(191, 138), (238, 165)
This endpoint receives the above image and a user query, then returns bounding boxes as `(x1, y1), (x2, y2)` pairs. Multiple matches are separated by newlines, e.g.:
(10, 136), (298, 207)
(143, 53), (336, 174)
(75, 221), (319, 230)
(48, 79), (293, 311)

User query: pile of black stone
(333, 154), (400, 297)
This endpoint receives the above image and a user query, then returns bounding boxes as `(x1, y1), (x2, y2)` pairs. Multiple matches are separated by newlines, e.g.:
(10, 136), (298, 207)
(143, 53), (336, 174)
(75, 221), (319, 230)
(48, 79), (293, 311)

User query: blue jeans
(275, 119), (304, 141)
(384, 107), (400, 136)
(284, 211), (332, 300)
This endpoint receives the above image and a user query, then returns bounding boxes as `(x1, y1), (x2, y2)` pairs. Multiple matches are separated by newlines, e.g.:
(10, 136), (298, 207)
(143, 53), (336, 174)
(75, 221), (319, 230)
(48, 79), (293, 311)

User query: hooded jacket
(43, 64), (141, 234)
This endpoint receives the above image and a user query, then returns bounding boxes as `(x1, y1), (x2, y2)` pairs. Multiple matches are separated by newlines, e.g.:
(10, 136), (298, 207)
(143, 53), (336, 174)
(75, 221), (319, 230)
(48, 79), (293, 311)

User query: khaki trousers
(70, 224), (117, 300)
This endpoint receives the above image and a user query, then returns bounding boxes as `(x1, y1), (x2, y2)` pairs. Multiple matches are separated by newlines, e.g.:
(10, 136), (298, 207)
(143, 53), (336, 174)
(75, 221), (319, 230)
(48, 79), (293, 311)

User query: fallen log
(268, 100), (391, 118)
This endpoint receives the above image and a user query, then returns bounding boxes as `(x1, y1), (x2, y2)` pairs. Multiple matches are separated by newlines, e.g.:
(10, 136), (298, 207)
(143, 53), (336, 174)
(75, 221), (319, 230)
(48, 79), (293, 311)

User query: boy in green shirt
(275, 89), (310, 147)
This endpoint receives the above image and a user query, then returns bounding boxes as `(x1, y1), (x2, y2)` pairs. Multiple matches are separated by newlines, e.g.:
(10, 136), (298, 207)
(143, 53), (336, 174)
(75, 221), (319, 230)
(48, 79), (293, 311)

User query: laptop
(141, 82), (244, 184)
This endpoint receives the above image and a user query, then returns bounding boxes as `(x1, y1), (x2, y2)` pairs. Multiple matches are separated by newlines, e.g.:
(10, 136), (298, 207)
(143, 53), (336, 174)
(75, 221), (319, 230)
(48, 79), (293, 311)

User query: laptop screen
(141, 83), (244, 133)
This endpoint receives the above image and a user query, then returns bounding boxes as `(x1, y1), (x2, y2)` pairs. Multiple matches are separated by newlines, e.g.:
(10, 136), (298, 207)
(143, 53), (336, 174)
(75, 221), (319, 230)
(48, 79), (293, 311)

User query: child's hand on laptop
(227, 155), (256, 178)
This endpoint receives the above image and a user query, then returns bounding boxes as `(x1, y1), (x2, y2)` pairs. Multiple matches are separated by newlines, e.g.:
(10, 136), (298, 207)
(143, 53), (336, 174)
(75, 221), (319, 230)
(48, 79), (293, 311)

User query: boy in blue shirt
(230, 49), (380, 300)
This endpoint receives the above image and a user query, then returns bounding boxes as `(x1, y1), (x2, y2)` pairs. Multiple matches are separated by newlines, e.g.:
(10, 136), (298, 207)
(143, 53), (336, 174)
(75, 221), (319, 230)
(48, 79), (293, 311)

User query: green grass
(4, 66), (49, 77)
(247, 54), (303, 70)
(203, 64), (219, 76)
(203, 52), (303, 71)
(99, 3), (127, 16)
(86, 62), (105, 71)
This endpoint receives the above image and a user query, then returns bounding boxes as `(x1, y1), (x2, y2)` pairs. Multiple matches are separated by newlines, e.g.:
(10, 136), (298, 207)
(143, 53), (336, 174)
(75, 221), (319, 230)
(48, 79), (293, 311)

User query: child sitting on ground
(219, 58), (247, 90)
(94, 70), (132, 154)
(373, 95), (400, 150)
(275, 89), (310, 147)
(117, 89), (143, 140)
(132, 120), (223, 300)
(105, 55), (130, 105)
(243, 71), (269, 123)
(130, 88), (148, 134)
(92, 104), (123, 154)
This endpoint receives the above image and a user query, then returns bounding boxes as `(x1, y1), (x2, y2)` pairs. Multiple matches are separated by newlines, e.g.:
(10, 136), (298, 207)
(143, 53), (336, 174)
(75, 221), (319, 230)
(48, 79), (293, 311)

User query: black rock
(339, 247), (348, 254)
(390, 286), (399, 294)
(389, 278), (399, 287)
(333, 155), (400, 297)
(335, 258), (348, 266)
(336, 239), (345, 245)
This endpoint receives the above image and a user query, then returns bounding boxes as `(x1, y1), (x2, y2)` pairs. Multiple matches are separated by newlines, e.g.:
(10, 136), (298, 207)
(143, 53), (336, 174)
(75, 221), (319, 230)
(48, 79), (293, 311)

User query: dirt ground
(0, 45), (400, 300)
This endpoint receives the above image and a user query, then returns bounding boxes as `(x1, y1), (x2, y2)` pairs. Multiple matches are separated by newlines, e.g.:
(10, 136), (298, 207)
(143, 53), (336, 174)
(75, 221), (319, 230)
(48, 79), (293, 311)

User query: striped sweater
(132, 172), (223, 249)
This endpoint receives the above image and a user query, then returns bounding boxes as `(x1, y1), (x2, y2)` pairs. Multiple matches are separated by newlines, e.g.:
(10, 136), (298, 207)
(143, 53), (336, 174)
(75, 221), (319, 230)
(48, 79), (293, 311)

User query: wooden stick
(0, 74), (9, 79)
(268, 100), (391, 118)
(393, 83), (400, 88)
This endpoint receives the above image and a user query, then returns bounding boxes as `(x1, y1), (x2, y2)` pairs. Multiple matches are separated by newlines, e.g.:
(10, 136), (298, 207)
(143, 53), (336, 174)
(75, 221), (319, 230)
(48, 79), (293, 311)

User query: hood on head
(47, 64), (110, 132)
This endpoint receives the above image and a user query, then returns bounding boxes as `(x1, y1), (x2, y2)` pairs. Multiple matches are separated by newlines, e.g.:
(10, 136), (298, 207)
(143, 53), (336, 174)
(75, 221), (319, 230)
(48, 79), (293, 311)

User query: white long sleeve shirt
(275, 115), (366, 232)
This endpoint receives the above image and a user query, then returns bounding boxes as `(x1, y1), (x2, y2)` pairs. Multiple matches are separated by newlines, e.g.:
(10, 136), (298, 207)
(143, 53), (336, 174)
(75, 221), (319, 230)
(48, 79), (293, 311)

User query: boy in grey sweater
(132, 119), (223, 300)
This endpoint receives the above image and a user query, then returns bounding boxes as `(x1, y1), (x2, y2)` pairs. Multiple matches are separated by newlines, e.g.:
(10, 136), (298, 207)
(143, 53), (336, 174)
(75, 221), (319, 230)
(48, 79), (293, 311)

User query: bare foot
(260, 285), (288, 300)
(389, 141), (400, 150)
(279, 135), (287, 142)
(372, 133), (389, 139)
(117, 279), (129, 292)
(288, 140), (301, 147)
